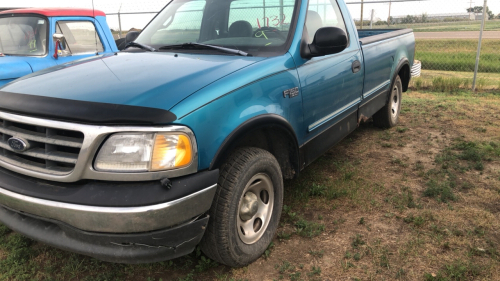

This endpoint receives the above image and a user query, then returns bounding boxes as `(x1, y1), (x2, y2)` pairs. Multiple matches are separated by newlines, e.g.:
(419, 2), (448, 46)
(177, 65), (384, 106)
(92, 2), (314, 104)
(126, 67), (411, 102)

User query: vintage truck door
(294, 0), (363, 164)
(51, 17), (106, 65)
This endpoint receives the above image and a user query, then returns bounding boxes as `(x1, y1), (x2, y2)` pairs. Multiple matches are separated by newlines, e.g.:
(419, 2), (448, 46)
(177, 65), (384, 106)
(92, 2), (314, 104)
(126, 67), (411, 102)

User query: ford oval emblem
(8, 137), (29, 152)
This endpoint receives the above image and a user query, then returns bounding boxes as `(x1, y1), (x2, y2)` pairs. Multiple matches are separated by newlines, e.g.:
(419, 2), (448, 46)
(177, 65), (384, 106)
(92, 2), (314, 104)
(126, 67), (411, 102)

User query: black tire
(200, 147), (283, 267)
(373, 75), (403, 128)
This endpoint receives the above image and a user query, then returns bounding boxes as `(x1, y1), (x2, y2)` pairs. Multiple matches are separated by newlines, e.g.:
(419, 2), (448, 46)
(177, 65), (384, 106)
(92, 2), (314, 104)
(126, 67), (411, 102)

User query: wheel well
(210, 123), (300, 180)
(398, 63), (411, 92)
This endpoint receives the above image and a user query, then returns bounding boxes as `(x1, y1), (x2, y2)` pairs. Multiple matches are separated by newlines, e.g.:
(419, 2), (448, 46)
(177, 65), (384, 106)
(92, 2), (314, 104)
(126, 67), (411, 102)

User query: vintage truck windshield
(0, 16), (48, 56)
(136, 0), (298, 56)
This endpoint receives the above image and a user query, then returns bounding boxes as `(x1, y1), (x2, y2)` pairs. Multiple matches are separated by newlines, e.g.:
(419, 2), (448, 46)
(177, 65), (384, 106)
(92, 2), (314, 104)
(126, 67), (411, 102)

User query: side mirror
(301, 27), (348, 59)
(125, 31), (140, 44)
(52, 33), (70, 59)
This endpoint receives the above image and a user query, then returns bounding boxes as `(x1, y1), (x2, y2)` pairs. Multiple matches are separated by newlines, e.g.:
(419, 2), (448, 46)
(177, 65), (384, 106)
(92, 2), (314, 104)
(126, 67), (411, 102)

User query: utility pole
(472, 0), (487, 91)
(387, 0), (392, 26)
(360, 0), (364, 29)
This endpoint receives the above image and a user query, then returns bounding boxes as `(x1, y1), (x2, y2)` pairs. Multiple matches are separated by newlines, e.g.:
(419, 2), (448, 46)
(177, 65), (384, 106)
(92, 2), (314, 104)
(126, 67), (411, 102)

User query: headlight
(94, 133), (193, 172)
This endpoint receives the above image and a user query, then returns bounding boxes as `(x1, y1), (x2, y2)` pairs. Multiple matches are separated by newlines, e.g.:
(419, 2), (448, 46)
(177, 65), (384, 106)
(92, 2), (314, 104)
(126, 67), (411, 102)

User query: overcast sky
(1, 0), (499, 30)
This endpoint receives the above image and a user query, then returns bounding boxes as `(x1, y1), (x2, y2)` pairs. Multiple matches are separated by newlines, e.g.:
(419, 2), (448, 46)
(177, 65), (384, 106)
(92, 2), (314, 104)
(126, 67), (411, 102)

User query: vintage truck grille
(0, 116), (84, 175)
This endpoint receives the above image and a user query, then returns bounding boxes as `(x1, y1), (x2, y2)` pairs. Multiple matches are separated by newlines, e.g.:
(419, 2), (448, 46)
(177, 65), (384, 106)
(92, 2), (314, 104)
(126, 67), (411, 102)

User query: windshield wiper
(124, 41), (156, 52)
(159, 42), (251, 57)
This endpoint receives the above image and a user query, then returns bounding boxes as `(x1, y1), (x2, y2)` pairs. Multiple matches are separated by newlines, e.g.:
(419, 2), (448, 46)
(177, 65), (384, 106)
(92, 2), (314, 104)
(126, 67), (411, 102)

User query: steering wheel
(253, 27), (286, 40)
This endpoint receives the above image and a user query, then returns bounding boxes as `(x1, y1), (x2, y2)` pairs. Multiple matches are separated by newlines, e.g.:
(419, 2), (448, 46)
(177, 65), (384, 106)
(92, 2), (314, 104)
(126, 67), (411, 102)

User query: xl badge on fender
(8, 137), (30, 152)
(283, 87), (299, 98)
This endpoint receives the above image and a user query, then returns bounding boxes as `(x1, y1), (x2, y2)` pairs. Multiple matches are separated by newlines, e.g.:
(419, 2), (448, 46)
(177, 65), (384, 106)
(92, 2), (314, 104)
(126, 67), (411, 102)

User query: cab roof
(0, 8), (106, 18)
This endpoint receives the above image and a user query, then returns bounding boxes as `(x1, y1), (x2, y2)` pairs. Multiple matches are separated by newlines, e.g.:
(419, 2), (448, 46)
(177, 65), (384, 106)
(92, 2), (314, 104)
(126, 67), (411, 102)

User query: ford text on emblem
(7, 137), (30, 152)
(283, 87), (299, 98)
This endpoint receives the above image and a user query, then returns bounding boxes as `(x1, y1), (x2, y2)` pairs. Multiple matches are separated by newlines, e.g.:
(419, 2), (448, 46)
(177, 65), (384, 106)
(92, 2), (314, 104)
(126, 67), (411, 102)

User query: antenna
(92, 0), (99, 55)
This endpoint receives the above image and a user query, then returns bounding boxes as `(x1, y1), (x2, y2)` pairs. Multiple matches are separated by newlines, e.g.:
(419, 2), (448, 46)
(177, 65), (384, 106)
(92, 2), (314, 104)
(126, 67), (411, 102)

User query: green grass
(390, 19), (500, 32)
(416, 39), (500, 73)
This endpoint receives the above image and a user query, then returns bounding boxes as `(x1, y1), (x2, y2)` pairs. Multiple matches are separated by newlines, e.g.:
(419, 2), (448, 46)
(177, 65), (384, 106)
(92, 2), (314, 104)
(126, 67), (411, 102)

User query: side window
(56, 21), (104, 54)
(150, 1), (206, 45)
(305, 0), (347, 43)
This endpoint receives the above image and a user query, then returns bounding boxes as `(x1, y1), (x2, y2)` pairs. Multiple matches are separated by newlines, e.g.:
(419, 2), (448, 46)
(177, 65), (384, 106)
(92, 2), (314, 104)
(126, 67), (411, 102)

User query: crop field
(415, 39), (500, 73)
(0, 85), (499, 280)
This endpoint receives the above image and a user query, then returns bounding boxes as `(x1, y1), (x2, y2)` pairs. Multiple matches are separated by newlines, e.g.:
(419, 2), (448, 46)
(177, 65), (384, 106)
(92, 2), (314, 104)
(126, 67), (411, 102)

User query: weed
(353, 253), (361, 261)
(379, 249), (390, 269)
(308, 250), (324, 258)
(262, 242), (275, 259)
(358, 217), (365, 225)
(432, 77), (462, 93)
(403, 214), (426, 227)
(289, 272), (301, 281)
(178, 271), (195, 281)
(276, 261), (294, 274)
(295, 219), (325, 238)
(309, 183), (327, 197)
(424, 179), (456, 203)
(473, 127), (486, 133)
(396, 127), (408, 133)
(309, 266), (321, 276)
(413, 78), (424, 90)
(351, 234), (365, 249)
(381, 143), (393, 148)
(476, 78), (486, 91)
(396, 268), (406, 279)
(344, 251), (352, 259)
(277, 231), (292, 241)
(391, 157), (408, 168)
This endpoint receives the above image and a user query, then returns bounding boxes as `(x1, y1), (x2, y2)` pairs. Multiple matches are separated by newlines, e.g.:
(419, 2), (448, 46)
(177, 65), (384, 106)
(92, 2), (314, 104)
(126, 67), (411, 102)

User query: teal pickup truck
(0, 0), (414, 267)
(0, 8), (118, 87)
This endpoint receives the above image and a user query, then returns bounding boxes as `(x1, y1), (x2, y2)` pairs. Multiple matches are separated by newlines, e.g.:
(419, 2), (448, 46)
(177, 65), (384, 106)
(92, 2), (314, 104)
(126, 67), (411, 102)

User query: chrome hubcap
(239, 192), (259, 221)
(237, 173), (274, 245)
(391, 85), (400, 121)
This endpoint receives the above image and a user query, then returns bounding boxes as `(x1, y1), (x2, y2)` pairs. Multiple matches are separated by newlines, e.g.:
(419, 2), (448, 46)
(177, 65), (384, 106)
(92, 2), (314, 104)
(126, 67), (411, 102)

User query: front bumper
(0, 168), (219, 263)
(0, 167), (218, 233)
(0, 206), (209, 263)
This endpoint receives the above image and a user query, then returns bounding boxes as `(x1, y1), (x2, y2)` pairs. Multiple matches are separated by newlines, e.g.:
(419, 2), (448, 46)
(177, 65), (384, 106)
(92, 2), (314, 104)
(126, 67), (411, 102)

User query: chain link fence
(344, 0), (500, 91)
(4, 0), (500, 89)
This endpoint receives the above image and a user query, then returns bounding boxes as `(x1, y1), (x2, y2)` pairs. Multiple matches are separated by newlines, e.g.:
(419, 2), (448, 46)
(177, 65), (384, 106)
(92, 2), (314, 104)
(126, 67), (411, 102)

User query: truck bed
(358, 29), (414, 45)
(357, 28), (415, 120)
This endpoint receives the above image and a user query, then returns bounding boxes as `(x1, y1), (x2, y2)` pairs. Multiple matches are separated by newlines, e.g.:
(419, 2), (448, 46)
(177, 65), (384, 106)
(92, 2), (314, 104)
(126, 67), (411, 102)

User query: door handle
(352, 60), (361, 73)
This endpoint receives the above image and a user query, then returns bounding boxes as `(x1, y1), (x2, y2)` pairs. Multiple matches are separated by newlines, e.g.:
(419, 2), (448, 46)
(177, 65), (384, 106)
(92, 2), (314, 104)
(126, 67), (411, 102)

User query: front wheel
(200, 147), (283, 267)
(373, 75), (403, 128)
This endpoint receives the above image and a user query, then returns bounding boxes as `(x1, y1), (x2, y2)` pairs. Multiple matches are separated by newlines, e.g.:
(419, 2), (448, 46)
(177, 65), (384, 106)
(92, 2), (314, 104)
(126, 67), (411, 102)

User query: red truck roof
(0, 8), (106, 17)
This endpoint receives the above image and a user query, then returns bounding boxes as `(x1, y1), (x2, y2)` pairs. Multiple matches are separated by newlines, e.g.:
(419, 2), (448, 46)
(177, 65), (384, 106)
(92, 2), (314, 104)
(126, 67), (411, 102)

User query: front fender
(170, 55), (303, 171)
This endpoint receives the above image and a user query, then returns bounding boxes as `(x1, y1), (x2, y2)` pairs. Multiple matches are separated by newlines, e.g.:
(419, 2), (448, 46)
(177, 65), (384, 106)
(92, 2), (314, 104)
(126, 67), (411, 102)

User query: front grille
(0, 116), (84, 175)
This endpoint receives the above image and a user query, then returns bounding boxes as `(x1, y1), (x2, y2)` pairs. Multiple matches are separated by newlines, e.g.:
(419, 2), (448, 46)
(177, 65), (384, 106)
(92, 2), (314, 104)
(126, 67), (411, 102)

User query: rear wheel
(373, 75), (403, 128)
(200, 147), (283, 267)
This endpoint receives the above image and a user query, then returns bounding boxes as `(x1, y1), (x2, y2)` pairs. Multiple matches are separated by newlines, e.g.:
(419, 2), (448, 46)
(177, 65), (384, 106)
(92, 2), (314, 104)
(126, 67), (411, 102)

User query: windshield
(136, 0), (298, 56)
(0, 16), (48, 56)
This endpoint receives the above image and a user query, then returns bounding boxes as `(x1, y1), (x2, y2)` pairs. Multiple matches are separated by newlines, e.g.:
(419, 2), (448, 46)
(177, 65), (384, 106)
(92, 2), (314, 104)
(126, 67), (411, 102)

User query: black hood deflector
(0, 91), (177, 125)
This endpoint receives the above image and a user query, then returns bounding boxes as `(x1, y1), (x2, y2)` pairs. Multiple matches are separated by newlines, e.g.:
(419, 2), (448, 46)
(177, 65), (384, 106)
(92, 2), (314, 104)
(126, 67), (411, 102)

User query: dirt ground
(0, 89), (499, 280)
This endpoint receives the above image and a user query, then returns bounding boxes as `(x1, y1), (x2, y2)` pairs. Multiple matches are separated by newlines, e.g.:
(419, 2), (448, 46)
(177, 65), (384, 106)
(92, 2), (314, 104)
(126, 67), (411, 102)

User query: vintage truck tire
(373, 75), (403, 128)
(200, 147), (283, 267)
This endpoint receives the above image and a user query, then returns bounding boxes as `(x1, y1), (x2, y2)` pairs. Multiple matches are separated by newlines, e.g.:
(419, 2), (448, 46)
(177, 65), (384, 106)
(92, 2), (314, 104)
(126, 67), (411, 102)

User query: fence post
(360, 0), (364, 29)
(118, 4), (123, 39)
(370, 9), (374, 29)
(472, 0), (487, 92)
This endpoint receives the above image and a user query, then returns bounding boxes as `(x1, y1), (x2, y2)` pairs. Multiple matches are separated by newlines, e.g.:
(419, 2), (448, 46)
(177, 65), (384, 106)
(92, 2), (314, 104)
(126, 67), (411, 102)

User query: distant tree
(421, 13), (428, 23)
(487, 8), (494, 20)
(497, 13), (500, 19)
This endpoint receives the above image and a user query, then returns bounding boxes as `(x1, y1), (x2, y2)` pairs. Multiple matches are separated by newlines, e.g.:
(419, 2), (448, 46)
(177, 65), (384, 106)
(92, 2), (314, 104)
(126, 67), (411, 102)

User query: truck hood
(0, 56), (33, 81)
(2, 52), (264, 111)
